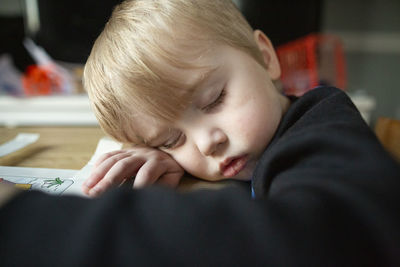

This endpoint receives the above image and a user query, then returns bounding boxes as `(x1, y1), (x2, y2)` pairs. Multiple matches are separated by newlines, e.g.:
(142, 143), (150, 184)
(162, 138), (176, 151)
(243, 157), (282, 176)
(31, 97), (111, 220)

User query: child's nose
(196, 128), (227, 157)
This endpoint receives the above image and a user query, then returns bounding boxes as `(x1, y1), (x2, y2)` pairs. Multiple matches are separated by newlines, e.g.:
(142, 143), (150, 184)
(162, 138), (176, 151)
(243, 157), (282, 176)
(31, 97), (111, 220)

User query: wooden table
(0, 127), (105, 169)
(0, 127), (241, 191)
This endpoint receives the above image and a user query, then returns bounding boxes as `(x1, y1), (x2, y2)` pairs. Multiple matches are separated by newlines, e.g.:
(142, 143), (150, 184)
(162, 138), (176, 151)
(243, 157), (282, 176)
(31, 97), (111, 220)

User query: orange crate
(276, 34), (346, 96)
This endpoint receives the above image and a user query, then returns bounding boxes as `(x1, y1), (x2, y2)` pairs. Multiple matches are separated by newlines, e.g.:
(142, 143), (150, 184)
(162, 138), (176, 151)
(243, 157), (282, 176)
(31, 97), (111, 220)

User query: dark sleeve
(0, 186), (338, 266)
(1, 87), (400, 266)
(251, 87), (400, 264)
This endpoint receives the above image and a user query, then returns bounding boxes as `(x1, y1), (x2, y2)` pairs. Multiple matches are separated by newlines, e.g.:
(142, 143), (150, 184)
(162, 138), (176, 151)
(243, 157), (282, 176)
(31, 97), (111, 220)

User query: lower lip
(222, 156), (248, 178)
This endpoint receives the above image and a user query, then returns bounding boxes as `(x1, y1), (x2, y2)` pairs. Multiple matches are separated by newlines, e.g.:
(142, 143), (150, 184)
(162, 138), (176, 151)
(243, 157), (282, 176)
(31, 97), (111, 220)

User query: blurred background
(0, 0), (399, 127)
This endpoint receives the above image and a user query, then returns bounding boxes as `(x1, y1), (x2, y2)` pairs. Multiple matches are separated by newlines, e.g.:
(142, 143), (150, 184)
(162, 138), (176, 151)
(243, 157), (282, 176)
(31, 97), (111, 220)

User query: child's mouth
(220, 155), (248, 178)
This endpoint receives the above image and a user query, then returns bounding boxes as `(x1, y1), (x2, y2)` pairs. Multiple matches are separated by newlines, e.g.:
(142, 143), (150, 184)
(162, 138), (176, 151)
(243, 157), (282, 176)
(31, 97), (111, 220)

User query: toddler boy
(1, 0), (400, 265)
(82, 0), (290, 196)
(81, 0), (399, 200)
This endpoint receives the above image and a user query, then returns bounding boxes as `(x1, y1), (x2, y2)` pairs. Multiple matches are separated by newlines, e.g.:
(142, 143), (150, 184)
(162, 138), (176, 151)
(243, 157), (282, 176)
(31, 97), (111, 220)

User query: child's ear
(253, 30), (281, 80)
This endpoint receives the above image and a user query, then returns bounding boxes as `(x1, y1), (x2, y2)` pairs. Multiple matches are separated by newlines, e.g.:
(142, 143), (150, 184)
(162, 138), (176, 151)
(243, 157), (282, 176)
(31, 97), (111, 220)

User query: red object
(276, 34), (347, 96)
(22, 65), (62, 96)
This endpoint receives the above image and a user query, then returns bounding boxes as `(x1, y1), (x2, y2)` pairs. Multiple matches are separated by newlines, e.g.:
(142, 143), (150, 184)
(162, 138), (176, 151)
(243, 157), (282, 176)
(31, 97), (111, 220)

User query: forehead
(121, 35), (232, 145)
(128, 74), (217, 143)
(156, 37), (217, 80)
(129, 71), (221, 144)
(128, 66), (223, 145)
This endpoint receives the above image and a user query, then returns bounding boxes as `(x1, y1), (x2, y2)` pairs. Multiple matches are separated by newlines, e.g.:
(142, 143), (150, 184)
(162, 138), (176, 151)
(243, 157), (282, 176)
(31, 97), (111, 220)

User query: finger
(133, 159), (168, 188)
(93, 149), (127, 168)
(88, 156), (146, 196)
(82, 152), (132, 193)
(84, 151), (131, 189)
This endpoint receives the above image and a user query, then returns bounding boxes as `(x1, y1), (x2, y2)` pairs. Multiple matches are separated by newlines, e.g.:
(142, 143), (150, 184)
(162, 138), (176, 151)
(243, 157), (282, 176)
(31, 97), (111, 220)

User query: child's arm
(82, 146), (184, 197)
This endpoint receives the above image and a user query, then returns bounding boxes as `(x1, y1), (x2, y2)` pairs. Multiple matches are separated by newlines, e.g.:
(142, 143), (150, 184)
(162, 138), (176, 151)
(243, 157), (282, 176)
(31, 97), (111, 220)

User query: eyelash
(203, 88), (226, 112)
(160, 133), (184, 150)
(160, 89), (226, 150)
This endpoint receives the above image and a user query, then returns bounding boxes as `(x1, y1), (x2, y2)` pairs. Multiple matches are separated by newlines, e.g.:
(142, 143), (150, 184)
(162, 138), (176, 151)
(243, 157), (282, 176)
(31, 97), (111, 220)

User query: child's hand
(82, 146), (184, 197)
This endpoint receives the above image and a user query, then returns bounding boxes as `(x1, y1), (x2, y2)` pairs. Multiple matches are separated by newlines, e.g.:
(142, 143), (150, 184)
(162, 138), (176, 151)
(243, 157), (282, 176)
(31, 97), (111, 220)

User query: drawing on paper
(42, 177), (64, 189)
(0, 175), (74, 195)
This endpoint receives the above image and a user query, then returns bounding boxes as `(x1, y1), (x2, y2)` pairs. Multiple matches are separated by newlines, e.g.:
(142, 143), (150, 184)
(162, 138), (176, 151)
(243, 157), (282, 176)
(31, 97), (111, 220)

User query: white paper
(0, 166), (77, 195)
(0, 137), (122, 196)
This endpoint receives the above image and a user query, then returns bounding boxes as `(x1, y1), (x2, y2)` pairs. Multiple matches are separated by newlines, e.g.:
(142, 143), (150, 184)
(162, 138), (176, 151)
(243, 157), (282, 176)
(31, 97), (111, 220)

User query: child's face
(133, 32), (289, 181)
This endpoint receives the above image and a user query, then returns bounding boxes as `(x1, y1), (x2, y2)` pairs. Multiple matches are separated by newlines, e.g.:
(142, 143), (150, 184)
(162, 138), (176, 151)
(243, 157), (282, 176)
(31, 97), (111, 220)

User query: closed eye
(160, 132), (185, 150)
(202, 88), (226, 112)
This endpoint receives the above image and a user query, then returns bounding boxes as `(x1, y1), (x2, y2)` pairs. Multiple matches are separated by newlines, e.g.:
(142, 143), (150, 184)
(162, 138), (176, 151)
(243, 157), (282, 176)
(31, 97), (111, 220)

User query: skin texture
(82, 30), (290, 197)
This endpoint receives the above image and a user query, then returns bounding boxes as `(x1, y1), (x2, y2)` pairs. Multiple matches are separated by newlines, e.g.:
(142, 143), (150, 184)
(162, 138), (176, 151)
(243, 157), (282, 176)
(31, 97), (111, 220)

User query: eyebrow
(146, 67), (219, 146)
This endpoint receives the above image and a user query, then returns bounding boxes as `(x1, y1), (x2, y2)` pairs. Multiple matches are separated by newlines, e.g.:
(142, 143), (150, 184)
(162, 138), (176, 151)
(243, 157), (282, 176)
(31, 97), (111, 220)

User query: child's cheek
(235, 100), (279, 150)
(171, 148), (211, 180)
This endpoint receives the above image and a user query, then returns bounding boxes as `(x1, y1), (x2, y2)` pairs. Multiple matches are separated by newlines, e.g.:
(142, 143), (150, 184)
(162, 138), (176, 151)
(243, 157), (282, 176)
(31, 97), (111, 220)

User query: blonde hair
(84, 0), (264, 144)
